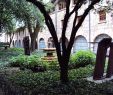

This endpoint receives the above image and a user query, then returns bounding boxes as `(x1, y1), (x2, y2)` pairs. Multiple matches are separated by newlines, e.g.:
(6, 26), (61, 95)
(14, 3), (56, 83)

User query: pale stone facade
(3, 0), (113, 54)
(38, 0), (113, 53)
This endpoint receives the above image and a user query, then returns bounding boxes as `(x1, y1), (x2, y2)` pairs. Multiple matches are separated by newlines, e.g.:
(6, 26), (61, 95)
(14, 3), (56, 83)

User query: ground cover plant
(0, 48), (113, 95)
(0, 65), (94, 95)
(0, 48), (24, 67)
(0, 65), (113, 95)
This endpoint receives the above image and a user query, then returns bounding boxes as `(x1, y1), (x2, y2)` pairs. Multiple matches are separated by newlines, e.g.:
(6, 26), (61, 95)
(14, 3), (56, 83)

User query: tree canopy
(0, 0), (53, 33)
(0, 0), (15, 33)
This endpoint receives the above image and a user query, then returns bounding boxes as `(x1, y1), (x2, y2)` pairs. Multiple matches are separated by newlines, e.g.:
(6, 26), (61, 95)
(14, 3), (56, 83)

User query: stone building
(4, 0), (113, 54)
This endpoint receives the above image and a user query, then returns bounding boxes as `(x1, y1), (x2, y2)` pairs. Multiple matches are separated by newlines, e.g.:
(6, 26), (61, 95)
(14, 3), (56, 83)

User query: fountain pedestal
(41, 48), (57, 61)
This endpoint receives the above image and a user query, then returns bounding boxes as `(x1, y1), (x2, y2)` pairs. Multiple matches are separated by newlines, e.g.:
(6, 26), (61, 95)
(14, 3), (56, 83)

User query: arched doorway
(39, 38), (46, 49)
(73, 35), (88, 53)
(48, 37), (55, 48)
(93, 34), (111, 54)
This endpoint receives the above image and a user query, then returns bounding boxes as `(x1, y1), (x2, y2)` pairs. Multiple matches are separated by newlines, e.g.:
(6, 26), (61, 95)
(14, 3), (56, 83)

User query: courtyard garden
(0, 48), (113, 95)
(0, 0), (113, 94)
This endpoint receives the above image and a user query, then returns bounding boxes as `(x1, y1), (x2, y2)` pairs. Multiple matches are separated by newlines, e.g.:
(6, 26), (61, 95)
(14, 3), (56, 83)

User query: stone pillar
(106, 42), (113, 78)
(93, 38), (111, 80)
(23, 36), (30, 55)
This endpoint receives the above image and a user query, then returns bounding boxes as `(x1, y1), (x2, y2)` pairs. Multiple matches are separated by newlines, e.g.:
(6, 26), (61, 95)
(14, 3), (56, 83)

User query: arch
(39, 38), (46, 49)
(93, 34), (111, 54)
(18, 40), (21, 48)
(12, 40), (15, 46)
(15, 40), (18, 47)
(73, 35), (88, 53)
(48, 37), (55, 48)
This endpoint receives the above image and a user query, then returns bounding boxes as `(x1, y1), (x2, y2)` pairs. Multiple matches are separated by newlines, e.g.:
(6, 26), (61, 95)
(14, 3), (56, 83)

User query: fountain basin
(41, 48), (57, 61)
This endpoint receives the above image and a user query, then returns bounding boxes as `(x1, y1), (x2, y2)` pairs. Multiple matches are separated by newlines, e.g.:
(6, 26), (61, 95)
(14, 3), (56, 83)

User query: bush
(9, 55), (27, 67)
(8, 48), (24, 56)
(69, 50), (96, 69)
(26, 55), (47, 72)
(9, 54), (47, 72)
(0, 48), (24, 63)
(9, 53), (60, 71)
(5, 65), (95, 95)
(69, 65), (93, 79)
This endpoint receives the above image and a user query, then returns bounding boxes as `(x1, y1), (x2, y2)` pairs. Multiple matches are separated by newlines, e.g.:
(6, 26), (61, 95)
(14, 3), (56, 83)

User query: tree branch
(61, 0), (71, 54)
(69, 0), (83, 16)
(67, 0), (101, 52)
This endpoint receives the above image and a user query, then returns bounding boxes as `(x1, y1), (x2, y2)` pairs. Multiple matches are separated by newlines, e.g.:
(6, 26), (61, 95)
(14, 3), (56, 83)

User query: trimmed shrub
(9, 55), (27, 67)
(26, 55), (47, 72)
(9, 55), (47, 72)
(69, 50), (96, 69)
(9, 53), (60, 71)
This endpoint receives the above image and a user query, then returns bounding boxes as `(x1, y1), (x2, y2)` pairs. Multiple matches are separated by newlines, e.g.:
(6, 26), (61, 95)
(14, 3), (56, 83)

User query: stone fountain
(41, 48), (57, 61)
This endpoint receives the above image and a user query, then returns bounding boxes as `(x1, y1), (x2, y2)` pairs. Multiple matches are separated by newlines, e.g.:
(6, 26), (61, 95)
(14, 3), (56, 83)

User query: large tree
(0, 0), (17, 46)
(6, 0), (44, 51)
(11, 0), (53, 51)
(0, 0), (16, 33)
(0, 0), (52, 51)
(26, 0), (101, 83)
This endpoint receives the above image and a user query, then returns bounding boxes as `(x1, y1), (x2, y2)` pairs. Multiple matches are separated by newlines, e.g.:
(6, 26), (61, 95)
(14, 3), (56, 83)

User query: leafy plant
(69, 50), (96, 69)
(9, 54), (27, 67)
(5, 65), (96, 95)
(43, 60), (59, 71)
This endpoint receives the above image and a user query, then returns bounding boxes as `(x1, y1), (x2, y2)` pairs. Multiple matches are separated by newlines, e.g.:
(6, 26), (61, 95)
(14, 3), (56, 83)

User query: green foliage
(5, 65), (95, 94)
(8, 70), (59, 89)
(9, 52), (59, 71)
(43, 60), (59, 71)
(69, 50), (96, 69)
(0, 48), (24, 65)
(26, 55), (47, 70)
(9, 55), (27, 67)
(0, 0), (49, 32)
(0, 0), (16, 32)
(9, 55), (40, 67)
(69, 65), (93, 80)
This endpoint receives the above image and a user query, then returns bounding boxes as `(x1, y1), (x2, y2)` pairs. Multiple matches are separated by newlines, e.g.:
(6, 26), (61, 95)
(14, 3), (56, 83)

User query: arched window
(73, 36), (88, 53)
(94, 34), (111, 54)
(18, 40), (21, 48)
(12, 40), (15, 46)
(15, 40), (18, 47)
(39, 38), (46, 49)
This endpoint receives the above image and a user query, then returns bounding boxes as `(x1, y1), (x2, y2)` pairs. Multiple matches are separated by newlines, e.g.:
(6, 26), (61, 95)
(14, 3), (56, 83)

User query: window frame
(99, 10), (106, 22)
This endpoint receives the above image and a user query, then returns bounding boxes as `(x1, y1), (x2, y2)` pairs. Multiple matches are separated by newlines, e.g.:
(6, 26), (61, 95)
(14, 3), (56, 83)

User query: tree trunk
(35, 41), (38, 49)
(31, 35), (37, 52)
(59, 55), (69, 83)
